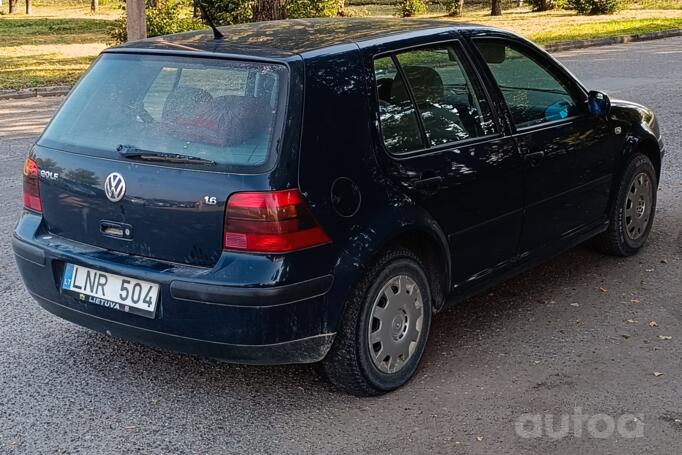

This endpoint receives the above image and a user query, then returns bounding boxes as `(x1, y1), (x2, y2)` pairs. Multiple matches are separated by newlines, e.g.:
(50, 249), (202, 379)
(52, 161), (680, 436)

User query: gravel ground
(0, 38), (680, 455)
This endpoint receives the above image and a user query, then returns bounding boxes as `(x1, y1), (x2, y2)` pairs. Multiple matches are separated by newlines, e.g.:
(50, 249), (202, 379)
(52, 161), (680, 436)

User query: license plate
(62, 264), (160, 318)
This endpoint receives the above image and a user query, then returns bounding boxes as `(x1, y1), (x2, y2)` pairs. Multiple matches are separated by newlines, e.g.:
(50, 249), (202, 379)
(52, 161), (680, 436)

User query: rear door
(470, 37), (617, 254)
(34, 52), (290, 267)
(369, 39), (525, 287)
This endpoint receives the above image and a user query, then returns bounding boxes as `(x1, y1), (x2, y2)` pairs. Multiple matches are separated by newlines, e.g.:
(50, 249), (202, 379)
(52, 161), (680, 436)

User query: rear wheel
(595, 153), (657, 256)
(322, 248), (432, 396)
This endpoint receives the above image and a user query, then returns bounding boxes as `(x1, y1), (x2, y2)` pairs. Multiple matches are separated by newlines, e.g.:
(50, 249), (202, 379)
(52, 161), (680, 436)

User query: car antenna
(196, 0), (224, 40)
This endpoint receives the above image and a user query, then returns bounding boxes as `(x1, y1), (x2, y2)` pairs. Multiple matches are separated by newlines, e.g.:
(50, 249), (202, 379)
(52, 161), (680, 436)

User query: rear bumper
(30, 292), (334, 364)
(12, 213), (337, 365)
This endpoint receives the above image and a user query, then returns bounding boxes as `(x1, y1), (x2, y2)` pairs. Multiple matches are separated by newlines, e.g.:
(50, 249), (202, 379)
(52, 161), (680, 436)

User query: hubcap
(368, 275), (424, 374)
(624, 172), (653, 241)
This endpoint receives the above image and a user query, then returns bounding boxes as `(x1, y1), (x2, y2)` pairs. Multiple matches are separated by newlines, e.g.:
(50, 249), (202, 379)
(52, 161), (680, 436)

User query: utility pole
(125, 0), (147, 41)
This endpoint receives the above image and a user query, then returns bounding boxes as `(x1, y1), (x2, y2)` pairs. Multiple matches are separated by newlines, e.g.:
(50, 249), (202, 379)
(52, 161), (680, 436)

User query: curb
(543, 28), (682, 52)
(0, 28), (680, 100)
(0, 85), (71, 101)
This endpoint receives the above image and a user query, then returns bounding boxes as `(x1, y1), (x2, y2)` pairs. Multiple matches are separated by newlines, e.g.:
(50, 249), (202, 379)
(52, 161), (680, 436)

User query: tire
(321, 248), (433, 396)
(595, 153), (657, 256)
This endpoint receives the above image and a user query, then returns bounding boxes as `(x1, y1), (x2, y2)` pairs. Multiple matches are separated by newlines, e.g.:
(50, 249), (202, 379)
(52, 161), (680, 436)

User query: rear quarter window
(39, 53), (288, 171)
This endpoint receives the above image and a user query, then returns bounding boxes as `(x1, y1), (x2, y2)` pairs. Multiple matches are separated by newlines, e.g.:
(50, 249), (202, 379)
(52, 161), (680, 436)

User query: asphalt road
(1, 38), (680, 455)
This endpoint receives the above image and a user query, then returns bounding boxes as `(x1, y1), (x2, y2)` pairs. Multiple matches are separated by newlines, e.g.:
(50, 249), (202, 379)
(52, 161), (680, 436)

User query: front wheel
(595, 153), (658, 256)
(321, 248), (433, 396)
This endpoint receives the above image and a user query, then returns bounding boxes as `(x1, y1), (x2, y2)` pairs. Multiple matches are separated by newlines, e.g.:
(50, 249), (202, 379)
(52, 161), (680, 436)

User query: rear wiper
(116, 145), (216, 165)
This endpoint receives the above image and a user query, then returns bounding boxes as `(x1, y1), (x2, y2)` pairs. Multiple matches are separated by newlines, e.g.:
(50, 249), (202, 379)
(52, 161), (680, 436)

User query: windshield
(39, 53), (288, 170)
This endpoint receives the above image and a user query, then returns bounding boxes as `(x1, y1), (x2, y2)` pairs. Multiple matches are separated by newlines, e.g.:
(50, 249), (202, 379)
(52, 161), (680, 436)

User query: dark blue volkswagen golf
(13, 18), (664, 395)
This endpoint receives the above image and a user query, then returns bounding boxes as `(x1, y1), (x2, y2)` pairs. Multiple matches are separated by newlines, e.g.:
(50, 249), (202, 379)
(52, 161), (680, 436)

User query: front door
(471, 37), (617, 255)
(369, 40), (525, 288)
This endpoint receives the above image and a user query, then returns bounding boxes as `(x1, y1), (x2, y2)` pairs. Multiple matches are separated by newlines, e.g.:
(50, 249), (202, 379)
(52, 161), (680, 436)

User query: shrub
(443, 0), (463, 16)
(285, 0), (344, 18)
(146, 0), (203, 35)
(204, 0), (254, 25)
(338, 6), (369, 17)
(569, 0), (621, 14)
(109, 0), (203, 44)
(398, 0), (427, 17)
(527, 0), (566, 11)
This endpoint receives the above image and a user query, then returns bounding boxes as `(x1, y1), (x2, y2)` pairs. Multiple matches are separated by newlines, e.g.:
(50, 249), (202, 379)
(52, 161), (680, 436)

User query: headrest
(162, 86), (213, 124)
(161, 88), (273, 146)
(392, 66), (444, 104)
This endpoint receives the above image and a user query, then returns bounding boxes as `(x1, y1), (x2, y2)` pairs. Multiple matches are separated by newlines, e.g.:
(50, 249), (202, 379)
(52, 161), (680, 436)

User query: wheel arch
(633, 136), (662, 182)
(325, 208), (452, 336)
(609, 131), (662, 215)
(380, 228), (451, 312)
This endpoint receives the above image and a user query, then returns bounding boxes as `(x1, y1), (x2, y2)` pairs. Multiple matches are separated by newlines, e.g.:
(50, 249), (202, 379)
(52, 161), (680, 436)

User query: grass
(429, 8), (682, 44)
(526, 17), (682, 43)
(0, 4), (119, 90)
(2, 3), (682, 90)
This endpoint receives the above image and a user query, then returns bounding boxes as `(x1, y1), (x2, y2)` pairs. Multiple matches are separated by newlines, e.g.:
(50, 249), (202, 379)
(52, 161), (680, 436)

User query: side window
(374, 56), (424, 154)
(395, 46), (496, 146)
(474, 40), (582, 129)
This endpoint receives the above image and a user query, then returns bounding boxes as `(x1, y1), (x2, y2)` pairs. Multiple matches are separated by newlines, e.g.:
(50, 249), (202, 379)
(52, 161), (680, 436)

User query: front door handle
(414, 176), (443, 189)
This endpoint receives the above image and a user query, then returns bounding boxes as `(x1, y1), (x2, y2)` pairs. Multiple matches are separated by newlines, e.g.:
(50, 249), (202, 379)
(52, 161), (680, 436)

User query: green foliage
(443, 0), (463, 16)
(285, 0), (344, 18)
(203, 0), (254, 26)
(109, 13), (129, 44)
(569, 0), (622, 14)
(398, 0), (427, 17)
(109, 0), (203, 43)
(527, 0), (566, 11)
(146, 0), (203, 35)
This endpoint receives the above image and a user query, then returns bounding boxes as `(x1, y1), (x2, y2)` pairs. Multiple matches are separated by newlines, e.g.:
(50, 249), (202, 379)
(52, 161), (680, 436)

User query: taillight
(224, 189), (331, 253)
(23, 158), (42, 213)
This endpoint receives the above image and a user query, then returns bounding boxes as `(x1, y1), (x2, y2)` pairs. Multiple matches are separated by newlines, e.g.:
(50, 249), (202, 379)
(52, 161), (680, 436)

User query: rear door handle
(523, 151), (546, 165)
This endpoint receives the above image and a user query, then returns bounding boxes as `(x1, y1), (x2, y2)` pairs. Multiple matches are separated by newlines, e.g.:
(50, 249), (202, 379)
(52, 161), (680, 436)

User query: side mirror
(587, 90), (611, 117)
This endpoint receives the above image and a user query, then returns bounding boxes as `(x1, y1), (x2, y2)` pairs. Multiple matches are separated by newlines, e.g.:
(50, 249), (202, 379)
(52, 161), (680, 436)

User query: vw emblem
(104, 172), (126, 203)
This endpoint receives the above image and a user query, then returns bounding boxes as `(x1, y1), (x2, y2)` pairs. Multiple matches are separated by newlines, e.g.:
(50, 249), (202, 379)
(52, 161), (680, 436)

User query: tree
(25, 0), (31, 14)
(491, 0), (502, 15)
(8, 0), (18, 14)
(253, 0), (284, 21)
(91, 0), (98, 13)
(126, 0), (147, 40)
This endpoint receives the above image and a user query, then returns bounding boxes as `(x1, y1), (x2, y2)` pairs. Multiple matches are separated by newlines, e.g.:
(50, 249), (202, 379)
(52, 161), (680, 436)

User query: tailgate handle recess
(100, 220), (133, 240)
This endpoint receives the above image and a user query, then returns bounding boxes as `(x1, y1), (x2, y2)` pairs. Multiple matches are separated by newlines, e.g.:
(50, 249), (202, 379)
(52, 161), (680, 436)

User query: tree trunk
(8, 0), (18, 14)
(126, 0), (147, 41)
(458, 0), (465, 15)
(25, 0), (30, 15)
(253, 0), (284, 22)
(91, 0), (98, 12)
(491, 0), (502, 16)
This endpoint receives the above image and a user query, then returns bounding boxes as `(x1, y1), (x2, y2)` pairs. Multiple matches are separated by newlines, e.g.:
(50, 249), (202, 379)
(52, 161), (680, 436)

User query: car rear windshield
(39, 53), (288, 170)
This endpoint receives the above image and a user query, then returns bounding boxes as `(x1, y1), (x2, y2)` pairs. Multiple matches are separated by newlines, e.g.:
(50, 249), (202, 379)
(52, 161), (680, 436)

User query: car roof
(111, 17), (495, 59)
